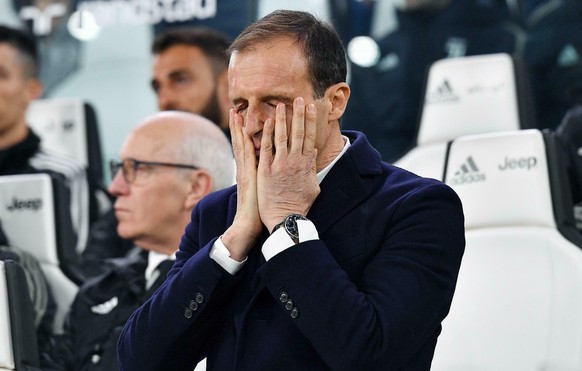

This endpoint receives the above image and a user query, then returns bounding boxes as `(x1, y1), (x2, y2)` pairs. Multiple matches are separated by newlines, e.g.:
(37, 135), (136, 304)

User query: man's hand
(257, 97), (320, 232)
(221, 109), (262, 261)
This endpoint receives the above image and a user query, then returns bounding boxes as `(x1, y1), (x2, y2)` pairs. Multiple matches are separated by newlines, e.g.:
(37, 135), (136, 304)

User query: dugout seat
(26, 98), (104, 185)
(394, 53), (535, 180)
(0, 260), (41, 370)
(0, 174), (80, 334)
(431, 129), (582, 371)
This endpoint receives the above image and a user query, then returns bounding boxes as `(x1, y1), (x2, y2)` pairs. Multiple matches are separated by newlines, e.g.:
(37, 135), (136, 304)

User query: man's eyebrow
(262, 95), (294, 104)
(168, 69), (189, 79)
(231, 95), (293, 106)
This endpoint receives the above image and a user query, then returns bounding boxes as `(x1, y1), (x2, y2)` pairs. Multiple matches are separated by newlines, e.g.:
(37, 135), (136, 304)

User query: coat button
(285, 300), (293, 311)
(195, 293), (204, 304)
(279, 291), (288, 303)
(189, 300), (198, 311)
(184, 308), (193, 318)
(290, 307), (299, 319)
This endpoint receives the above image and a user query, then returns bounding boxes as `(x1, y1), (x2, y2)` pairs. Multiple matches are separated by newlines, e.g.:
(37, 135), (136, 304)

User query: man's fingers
(304, 103), (317, 157)
(259, 117), (275, 167)
(274, 103), (288, 158)
(230, 109), (244, 170)
(290, 97), (305, 154)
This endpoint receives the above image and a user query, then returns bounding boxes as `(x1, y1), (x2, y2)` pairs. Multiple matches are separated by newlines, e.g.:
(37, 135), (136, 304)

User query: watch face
(284, 214), (306, 239)
(284, 217), (300, 239)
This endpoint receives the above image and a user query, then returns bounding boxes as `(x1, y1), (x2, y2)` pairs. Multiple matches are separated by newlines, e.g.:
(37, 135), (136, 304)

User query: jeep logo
(498, 156), (537, 171)
(6, 197), (43, 212)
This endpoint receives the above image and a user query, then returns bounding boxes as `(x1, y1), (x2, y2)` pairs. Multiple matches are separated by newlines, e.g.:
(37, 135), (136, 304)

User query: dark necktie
(145, 259), (174, 297)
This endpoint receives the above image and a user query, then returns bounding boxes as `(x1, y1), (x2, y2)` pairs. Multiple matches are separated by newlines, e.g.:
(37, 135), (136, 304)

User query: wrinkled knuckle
(275, 133), (287, 144)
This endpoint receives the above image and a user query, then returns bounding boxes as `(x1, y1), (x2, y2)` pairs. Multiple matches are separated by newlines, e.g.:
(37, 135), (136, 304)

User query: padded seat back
(0, 174), (79, 334)
(431, 129), (582, 370)
(27, 98), (104, 184)
(395, 53), (534, 179)
(0, 260), (40, 370)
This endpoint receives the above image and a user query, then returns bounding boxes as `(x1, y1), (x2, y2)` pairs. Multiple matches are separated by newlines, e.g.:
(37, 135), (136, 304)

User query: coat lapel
(308, 131), (384, 236)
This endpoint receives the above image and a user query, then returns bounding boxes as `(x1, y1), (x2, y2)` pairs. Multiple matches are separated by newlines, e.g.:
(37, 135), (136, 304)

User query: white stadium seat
(395, 53), (535, 180)
(0, 260), (40, 370)
(431, 129), (582, 371)
(26, 97), (105, 184)
(0, 174), (79, 334)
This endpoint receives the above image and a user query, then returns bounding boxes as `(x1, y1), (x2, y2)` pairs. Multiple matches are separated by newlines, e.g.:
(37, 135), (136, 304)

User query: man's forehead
(229, 45), (307, 79)
(155, 45), (210, 71)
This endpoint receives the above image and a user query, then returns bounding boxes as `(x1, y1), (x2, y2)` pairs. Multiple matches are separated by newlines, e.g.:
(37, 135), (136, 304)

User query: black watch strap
(271, 220), (285, 234)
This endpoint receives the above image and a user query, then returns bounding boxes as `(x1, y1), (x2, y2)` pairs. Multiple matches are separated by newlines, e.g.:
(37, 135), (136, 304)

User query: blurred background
(4, 0), (579, 177)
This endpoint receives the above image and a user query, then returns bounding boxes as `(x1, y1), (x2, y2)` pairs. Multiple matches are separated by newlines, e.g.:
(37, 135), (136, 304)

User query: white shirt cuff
(209, 236), (247, 275)
(262, 220), (319, 261)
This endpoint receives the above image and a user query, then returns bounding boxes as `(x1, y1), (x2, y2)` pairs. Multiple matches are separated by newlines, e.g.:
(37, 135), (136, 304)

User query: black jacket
(42, 250), (173, 371)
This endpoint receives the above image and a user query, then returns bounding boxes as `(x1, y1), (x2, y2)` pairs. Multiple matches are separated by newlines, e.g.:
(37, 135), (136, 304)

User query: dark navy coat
(117, 131), (465, 370)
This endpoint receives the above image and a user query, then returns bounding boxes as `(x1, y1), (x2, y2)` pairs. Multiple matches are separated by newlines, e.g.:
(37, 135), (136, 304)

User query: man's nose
(108, 171), (129, 197)
(157, 88), (176, 111)
(243, 105), (267, 139)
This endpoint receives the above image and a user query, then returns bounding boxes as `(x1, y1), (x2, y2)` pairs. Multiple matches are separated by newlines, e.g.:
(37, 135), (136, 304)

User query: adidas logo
(91, 296), (119, 315)
(450, 156), (486, 185)
(426, 79), (459, 104)
(558, 44), (580, 67)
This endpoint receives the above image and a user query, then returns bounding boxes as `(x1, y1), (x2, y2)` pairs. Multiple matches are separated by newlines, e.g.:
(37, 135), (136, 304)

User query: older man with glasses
(41, 111), (233, 371)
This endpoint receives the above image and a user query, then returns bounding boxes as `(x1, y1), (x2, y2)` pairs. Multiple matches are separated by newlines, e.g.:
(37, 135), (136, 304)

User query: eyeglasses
(109, 158), (199, 184)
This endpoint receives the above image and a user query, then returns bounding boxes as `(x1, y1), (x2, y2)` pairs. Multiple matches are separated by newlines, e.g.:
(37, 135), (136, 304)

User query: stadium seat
(0, 174), (80, 334)
(26, 98), (105, 185)
(0, 260), (41, 370)
(431, 129), (582, 371)
(394, 53), (535, 180)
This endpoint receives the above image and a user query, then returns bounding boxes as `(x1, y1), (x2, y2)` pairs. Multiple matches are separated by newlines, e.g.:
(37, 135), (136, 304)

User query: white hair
(168, 112), (234, 191)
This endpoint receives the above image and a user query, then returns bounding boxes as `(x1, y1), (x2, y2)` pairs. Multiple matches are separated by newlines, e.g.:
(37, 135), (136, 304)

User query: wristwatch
(271, 214), (309, 244)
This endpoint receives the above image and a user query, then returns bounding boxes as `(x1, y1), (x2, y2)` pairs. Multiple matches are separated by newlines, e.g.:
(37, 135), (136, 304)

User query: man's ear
(326, 82), (350, 121)
(184, 170), (213, 210)
(26, 79), (43, 101)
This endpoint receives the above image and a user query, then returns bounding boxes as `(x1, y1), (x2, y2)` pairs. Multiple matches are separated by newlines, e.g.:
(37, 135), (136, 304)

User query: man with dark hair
(0, 24), (92, 264)
(118, 10), (465, 370)
(151, 27), (231, 135)
(0, 23), (95, 363)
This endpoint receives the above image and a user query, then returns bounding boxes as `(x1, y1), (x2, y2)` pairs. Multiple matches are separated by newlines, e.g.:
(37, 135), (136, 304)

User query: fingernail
(307, 103), (315, 114)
